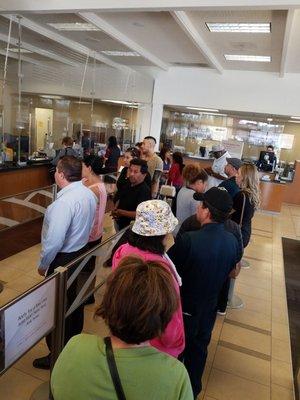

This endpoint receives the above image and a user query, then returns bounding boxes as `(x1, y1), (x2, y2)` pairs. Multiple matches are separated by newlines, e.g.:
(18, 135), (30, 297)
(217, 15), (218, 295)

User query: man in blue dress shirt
(34, 156), (97, 369)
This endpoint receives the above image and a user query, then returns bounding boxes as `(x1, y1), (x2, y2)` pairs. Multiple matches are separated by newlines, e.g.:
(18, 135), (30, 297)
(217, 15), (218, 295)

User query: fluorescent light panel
(290, 116), (300, 119)
(101, 50), (140, 57)
(40, 95), (64, 100)
(200, 112), (227, 117)
(206, 22), (270, 33)
(224, 54), (271, 62)
(9, 48), (32, 53)
(48, 22), (100, 31)
(102, 99), (139, 106)
(187, 107), (219, 112)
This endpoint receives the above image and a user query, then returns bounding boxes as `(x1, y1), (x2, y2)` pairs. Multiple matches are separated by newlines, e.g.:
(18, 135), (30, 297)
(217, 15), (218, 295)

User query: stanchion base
(30, 382), (50, 400)
(228, 294), (244, 309)
(241, 259), (250, 269)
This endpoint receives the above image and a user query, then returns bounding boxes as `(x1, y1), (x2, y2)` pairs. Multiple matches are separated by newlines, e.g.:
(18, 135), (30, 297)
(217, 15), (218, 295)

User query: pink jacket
(112, 243), (185, 358)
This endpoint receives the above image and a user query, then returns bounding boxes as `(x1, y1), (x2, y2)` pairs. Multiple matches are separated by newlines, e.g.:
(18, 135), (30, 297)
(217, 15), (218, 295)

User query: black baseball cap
(226, 157), (243, 170)
(193, 187), (233, 215)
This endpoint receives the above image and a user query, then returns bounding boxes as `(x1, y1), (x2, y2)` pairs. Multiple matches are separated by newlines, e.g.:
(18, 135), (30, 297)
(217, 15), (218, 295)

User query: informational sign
(223, 140), (244, 159)
(0, 275), (57, 373)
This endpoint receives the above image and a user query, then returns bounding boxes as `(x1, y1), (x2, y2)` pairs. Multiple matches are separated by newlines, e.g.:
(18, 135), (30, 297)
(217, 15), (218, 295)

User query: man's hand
(38, 266), (46, 277)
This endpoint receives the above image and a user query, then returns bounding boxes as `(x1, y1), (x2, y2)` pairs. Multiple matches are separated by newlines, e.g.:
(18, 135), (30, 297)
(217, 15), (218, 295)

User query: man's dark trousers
(45, 246), (88, 350)
(180, 307), (217, 399)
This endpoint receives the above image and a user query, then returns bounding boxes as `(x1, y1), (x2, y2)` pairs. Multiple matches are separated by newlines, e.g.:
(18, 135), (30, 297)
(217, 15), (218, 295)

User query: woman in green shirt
(51, 257), (193, 400)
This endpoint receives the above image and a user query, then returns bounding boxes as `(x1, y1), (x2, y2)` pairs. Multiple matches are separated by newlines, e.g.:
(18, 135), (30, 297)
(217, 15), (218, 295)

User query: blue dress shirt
(39, 181), (97, 272)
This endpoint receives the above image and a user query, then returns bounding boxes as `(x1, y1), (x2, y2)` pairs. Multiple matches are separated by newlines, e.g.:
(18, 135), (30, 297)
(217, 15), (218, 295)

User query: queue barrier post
(30, 266), (68, 400)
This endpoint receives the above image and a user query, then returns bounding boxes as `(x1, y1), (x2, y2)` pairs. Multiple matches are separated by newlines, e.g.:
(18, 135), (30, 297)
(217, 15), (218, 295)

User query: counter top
(184, 155), (214, 160)
(0, 161), (51, 173)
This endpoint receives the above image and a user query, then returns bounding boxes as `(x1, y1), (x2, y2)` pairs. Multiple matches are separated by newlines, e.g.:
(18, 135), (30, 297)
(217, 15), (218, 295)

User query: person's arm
(38, 202), (73, 275)
(151, 156), (163, 198)
(112, 209), (136, 219)
(167, 233), (192, 277)
(178, 366), (194, 400)
(211, 171), (227, 180)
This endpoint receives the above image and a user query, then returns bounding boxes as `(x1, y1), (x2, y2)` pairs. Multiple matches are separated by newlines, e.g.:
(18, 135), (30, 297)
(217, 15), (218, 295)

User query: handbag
(230, 192), (246, 279)
(104, 336), (126, 400)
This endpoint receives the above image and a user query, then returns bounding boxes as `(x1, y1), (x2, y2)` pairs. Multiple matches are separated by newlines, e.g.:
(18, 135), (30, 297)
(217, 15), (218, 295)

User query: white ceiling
(0, 1), (299, 78)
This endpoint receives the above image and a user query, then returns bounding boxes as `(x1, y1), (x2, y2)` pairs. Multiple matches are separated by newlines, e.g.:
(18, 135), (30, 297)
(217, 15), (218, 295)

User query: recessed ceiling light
(224, 54), (271, 62)
(239, 119), (258, 125)
(187, 107), (219, 112)
(206, 23), (270, 33)
(40, 95), (64, 100)
(290, 116), (300, 119)
(101, 50), (140, 57)
(200, 112), (227, 117)
(9, 48), (32, 53)
(48, 22), (100, 31)
(267, 118), (273, 122)
(102, 99), (139, 106)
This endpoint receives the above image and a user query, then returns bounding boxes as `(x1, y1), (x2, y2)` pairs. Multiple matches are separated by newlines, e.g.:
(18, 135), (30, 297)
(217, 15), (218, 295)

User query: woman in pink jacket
(112, 199), (185, 358)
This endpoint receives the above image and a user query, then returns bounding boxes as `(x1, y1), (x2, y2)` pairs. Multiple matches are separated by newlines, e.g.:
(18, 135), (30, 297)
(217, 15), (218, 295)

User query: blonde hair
(239, 164), (260, 209)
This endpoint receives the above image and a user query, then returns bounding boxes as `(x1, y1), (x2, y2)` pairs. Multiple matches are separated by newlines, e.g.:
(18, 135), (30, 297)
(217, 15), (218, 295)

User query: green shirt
(51, 334), (193, 400)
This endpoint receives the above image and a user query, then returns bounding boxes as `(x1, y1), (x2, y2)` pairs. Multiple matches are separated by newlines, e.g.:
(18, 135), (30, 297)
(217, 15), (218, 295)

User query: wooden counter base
(0, 165), (51, 198)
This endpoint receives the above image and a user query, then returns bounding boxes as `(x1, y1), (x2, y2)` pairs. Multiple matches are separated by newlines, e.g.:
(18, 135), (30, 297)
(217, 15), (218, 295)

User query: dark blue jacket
(218, 176), (240, 199)
(168, 223), (240, 316)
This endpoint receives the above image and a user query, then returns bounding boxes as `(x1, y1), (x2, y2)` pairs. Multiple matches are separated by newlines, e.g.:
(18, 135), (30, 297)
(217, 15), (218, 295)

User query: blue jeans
(180, 308), (217, 398)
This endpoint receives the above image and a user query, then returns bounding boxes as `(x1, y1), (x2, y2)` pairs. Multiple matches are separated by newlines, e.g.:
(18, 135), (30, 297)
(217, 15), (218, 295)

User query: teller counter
(0, 162), (51, 197)
(183, 156), (300, 213)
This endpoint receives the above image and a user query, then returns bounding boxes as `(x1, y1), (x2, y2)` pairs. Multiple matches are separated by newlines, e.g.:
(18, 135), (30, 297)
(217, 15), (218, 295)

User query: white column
(136, 102), (163, 151)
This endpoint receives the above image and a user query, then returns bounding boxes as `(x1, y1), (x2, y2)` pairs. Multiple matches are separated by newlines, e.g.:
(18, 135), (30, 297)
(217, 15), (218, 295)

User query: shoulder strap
(239, 192), (246, 226)
(104, 337), (126, 400)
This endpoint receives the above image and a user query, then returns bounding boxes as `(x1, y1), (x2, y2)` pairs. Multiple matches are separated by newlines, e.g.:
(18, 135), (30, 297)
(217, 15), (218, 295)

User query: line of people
(35, 138), (260, 399)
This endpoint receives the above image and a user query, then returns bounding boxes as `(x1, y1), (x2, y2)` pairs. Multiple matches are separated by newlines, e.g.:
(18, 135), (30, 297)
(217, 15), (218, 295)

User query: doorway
(35, 108), (53, 150)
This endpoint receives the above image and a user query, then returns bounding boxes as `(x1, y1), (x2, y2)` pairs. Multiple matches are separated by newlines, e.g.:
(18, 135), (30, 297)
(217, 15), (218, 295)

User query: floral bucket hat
(132, 200), (178, 236)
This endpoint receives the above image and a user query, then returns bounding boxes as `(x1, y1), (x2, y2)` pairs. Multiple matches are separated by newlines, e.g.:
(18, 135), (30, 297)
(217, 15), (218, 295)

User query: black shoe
(84, 295), (95, 305)
(33, 354), (51, 370)
(103, 258), (112, 268)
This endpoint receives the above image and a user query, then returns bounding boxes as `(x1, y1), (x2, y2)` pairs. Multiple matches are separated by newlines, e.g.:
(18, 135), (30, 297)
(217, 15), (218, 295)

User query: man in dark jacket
(168, 187), (242, 398)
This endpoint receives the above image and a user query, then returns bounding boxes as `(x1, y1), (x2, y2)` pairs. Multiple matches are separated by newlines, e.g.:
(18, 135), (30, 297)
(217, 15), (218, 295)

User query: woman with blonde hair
(232, 163), (260, 248)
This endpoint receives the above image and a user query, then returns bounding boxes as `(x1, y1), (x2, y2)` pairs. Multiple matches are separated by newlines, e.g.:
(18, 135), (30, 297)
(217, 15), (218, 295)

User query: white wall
(153, 67), (300, 115)
(149, 67), (300, 140)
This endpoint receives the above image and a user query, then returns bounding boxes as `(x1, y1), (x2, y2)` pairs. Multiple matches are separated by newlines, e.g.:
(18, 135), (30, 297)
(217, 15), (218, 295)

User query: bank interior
(0, 2), (299, 400)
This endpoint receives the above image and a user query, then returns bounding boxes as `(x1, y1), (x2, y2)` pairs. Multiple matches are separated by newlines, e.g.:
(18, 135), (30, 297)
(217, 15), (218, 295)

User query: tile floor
(0, 204), (298, 400)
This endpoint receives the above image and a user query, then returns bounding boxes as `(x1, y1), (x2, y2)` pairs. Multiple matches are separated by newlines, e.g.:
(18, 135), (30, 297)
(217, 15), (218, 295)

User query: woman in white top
(175, 165), (208, 234)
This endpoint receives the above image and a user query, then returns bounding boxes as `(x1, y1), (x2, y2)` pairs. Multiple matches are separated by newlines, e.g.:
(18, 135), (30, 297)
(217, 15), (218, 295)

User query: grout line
(212, 366), (271, 388)
(219, 340), (271, 362)
(224, 319), (271, 336)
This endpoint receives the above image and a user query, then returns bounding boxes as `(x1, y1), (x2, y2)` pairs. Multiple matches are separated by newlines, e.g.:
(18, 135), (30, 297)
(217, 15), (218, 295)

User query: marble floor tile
(206, 368), (270, 400)
(271, 359), (294, 390)
(226, 308), (271, 331)
(271, 383), (295, 400)
(213, 345), (270, 385)
(271, 337), (292, 364)
(272, 321), (291, 342)
(235, 280), (271, 301)
(0, 368), (44, 400)
(220, 323), (271, 355)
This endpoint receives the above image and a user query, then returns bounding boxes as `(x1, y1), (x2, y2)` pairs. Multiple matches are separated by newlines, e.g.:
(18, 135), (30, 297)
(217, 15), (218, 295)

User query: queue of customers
(34, 136), (260, 399)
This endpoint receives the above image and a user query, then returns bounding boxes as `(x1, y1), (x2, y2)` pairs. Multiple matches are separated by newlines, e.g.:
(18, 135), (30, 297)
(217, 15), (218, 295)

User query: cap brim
(193, 192), (205, 201)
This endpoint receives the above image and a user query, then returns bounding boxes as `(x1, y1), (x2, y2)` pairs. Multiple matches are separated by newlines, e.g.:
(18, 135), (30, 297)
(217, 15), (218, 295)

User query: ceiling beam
(279, 9), (295, 78)
(172, 11), (223, 74)
(2, 14), (133, 72)
(79, 12), (169, 71)
(0, 48), (44, 65)
(0, 32), (79, 66)
(2, 0), (300, 13)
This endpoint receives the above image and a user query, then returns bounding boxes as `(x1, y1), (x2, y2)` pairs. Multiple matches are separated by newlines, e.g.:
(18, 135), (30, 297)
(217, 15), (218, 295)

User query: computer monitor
(257, 151), (276, 172)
